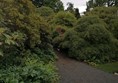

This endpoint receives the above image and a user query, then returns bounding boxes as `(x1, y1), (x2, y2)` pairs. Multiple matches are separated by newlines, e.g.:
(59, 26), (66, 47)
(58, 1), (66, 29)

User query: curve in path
(56, 51), (118, 83)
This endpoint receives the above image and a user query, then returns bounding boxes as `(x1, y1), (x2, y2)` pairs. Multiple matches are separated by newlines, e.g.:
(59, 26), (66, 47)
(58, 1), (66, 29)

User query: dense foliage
(36, 6), (55, 21)
(50, 11), (77, 48)
(51, 11), (76, 27)
(0, 0), (58, 82)
(0, 0), (118, 82)
(60, 16), (118, 63)
(86, 7), (118, 39)
(31, 0), (64, 12)
(0, 51), (58, 83)
(49, 5), (118, 64)
(66, 2), (81, 19)
(86, 0), (118, 11)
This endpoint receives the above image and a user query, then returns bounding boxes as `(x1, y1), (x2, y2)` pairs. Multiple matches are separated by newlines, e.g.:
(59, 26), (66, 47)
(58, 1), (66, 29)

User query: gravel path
(56, 51), (118, 83)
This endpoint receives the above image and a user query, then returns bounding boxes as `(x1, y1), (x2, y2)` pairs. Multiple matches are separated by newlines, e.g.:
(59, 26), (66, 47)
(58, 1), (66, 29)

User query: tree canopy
(66, 2), (81, 19)
(86, 0), (118, 11)
(31, 0), (64, 12)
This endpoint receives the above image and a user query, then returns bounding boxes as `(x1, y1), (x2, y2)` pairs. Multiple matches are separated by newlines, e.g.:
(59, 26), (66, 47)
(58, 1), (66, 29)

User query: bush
(86, 7), (118, 39)
(0, 0), (59, 82)
(86, 7), (118, 24)
(0, 53), (58, 83)
(50, 11), (76, 48)
(33, 48), (57, 63)
(50, 11), (76, 28)
(51, 25), (67, 48)
(61, 16), (118, 63)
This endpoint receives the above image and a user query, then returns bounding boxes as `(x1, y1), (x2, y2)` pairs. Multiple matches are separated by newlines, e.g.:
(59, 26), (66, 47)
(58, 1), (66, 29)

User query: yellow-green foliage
(0, 0), (58, 82)
(51, 11), (77, 27)
(0, 0), (52, 49)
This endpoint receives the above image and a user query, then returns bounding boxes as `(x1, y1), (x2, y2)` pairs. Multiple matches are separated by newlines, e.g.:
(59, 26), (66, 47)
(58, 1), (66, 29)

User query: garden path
(56, 51), (118, 83)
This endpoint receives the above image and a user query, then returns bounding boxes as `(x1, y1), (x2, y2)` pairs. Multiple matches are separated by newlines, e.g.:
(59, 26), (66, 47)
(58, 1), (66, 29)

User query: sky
(61, 0), (89, 13)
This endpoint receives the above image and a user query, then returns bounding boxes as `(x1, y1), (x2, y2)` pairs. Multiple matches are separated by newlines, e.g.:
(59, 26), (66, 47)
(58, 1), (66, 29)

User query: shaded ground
(55, 51), (118, 83)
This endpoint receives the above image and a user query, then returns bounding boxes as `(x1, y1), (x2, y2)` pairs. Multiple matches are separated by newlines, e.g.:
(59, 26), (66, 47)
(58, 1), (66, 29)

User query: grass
(96, 62), (118, 73)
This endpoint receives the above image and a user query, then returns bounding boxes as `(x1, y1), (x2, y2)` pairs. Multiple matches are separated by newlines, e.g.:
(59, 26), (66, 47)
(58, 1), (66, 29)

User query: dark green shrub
(86, 7), (118, 24)
(50, 11), (76, 48)
(109, 18), (118, 39)
(33, 48), (57, 63)
(51, 25), (67, 48)
(86, 7), (118, 39)
(0, 54), (58, 83)
(61, 16), (118, 63)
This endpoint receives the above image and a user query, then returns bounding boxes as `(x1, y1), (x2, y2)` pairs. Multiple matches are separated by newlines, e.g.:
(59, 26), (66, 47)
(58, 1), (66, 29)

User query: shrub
(86, 7), (118, 39)
(50, 11), (76, 28)
(50, 11), (76, 48)
(0, 54), (58, 83)
(0, 0), (59, 82)
(86, 7), (118, 24)
(61, 16), (118, 63)
(51, 25), (67, 48)
(109, 18), (118, 39)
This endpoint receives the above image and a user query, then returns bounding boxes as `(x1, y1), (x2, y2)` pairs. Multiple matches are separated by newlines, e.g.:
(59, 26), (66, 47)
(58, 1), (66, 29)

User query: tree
(74, 8), (81, 19)
(54, 1), (64, 12)
(86, 0), (118, 11)
(31, 0), (44, 7)
(66, 2), (74, 13)
(107, 0), (118, 7)
(66, 2), (81, 19)
(31, 0), (64, 12)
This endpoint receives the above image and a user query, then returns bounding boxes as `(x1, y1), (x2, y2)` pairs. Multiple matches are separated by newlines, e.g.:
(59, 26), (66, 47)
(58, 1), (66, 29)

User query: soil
(55, 51), (118, 83)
